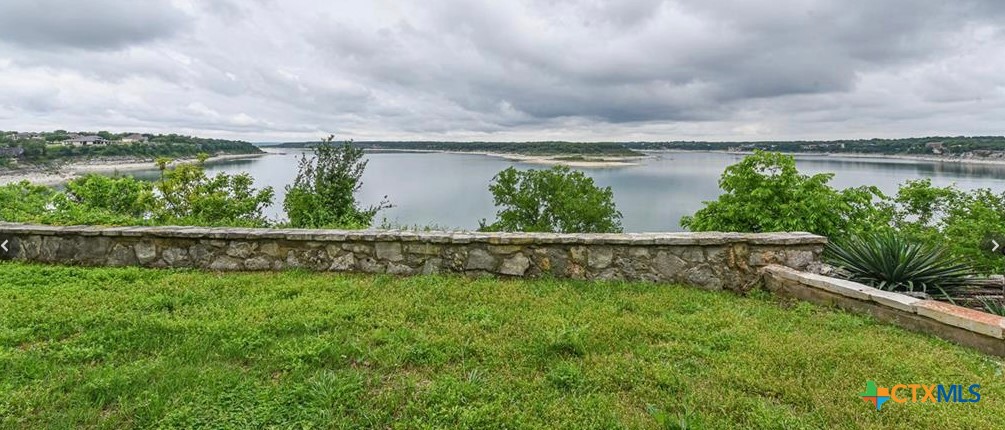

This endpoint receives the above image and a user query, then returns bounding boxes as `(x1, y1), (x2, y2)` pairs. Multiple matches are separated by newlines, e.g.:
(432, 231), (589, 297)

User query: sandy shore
(0, 153), (267, 186)
(809, 152), (1005, 166)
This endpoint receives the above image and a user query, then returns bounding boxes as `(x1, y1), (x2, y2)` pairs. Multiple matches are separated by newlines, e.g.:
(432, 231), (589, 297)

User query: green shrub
(0, 181), (58, 222)
(892, 179), (1005, 273)
(824, 231), (974, 294)
(0, 180), (148, 226)
(283, 136), (389, 229)
(480, 166), (622, 233)
(0, 158), (274, 228)
(681, 153), (1005, 275)
(65, 174), (156, 218)
(681, 151), (891, 238)
(155, 157), (274, 227)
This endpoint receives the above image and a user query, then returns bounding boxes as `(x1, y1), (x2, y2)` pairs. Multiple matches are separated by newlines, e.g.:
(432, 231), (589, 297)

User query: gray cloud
(0, 0), (189, 50)
(0, 0), (1004, 140)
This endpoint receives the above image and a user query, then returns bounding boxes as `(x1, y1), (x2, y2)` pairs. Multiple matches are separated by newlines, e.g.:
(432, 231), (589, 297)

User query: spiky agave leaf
(824, 232), (974, 294)
(975, 296), (1005, 316)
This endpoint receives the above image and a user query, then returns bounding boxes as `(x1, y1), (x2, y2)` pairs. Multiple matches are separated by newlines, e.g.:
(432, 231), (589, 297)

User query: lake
(127, 150), (1005, 232)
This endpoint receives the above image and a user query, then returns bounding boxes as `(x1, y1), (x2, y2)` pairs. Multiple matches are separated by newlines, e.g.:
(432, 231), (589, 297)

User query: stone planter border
(763, 265), (1005, 357)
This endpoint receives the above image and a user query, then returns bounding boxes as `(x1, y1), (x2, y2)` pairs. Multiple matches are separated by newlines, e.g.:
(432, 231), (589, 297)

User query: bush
(0, 180), (148, 226)
(0, 181), (58, 222)
(0, 158), (274, 228)
(65, 174), (156, 218)
(480, 166), (622, 233)
(891, 179), (1005, 273)
(155, 157), (274, 227)
(681, 151), (890, 238)
(681, 153), (1004, 275)
(283, 136), (389, 229)
(824, 231), (973, 294)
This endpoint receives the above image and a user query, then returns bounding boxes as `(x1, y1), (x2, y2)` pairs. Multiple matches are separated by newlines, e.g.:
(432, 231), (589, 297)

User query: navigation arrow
(0, 240), (6, 253)
(994, 240), (1001, 253)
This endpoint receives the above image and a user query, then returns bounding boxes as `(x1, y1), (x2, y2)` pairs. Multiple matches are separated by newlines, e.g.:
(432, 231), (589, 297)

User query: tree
(45, 130), (69, 142)
(680, 151), (890, 238)
(892, 179), (1005, 273)
(283, 136), (389, 229)
(19, 140), (48, 158)
(480, 166), (622, 233)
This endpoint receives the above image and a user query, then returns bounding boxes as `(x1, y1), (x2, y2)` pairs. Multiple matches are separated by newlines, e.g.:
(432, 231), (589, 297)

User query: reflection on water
(110, 150), (1005, 232)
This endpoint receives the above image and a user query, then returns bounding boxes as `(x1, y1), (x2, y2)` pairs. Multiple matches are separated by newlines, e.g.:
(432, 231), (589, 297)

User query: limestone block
(135, 242), (158, 264)
(108, 244), (138, 267)
(209, 255), (243, 271)
(226, 242), (255, 258)
(388, 262), (416, 275)
(653, 251), (687, 278)
(466, 248), (497, 271)
(245, 256), (273, 271)
(330, 253), (355, 271)
(588, 247), (614, 269)
(422, 258), (443, 275)
(499, 253), (530, 276)
(375, 242), (404, 262)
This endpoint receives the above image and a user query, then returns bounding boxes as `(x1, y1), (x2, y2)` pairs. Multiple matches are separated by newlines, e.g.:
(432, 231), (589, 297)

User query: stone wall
(0, 223), (825, 291)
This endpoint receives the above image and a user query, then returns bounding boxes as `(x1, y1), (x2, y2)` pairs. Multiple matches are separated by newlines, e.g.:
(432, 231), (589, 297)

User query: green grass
(0, 263), (1002, 429)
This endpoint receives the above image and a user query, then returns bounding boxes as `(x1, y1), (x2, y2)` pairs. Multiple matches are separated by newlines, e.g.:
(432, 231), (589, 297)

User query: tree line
(627, 136), (1005, 156)
(0, 131), (262, 165)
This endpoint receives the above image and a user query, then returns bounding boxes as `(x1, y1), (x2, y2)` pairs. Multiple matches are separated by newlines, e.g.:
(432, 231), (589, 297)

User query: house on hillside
(120, 133), (148, 143)
(65, 135), (110, 146)
(925, 142), (945, 155)
(14, 132), (39, 141)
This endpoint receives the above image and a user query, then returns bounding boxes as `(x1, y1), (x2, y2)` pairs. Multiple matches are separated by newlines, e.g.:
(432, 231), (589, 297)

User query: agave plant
(975, 297), (1005, 316)
(824, 231), (974, 294)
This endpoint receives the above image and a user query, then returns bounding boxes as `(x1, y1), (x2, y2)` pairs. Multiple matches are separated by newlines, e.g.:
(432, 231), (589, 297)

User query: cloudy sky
(1, 0), (1004, 142)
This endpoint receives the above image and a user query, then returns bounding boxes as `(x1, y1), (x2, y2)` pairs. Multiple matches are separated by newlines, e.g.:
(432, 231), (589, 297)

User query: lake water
(126, 150), (1005, 232)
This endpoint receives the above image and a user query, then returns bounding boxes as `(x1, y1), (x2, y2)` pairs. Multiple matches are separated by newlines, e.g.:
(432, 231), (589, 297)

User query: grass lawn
(0, 263), (1003, 429)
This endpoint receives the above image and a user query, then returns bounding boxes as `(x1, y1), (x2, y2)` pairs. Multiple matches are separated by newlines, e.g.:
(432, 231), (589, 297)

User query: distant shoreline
(0, 153), (266, 186)
(382, 147), (1005, 168)
(649, 149), (1005, 167)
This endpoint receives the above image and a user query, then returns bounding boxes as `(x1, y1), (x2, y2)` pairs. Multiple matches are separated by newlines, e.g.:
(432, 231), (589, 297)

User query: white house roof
(67, 135), (107, 142)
